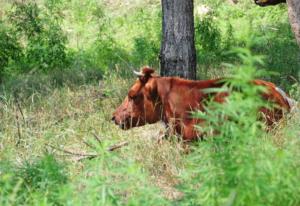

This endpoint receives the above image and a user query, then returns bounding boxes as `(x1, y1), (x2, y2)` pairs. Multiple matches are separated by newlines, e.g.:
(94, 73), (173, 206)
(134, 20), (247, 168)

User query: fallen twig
(47, 144), (98, 158)
(82, 140), (96, 149)
(288, 75), (299, 83)
(74, 155), (98, 161)
(92, 132), (102, 144)
(108, 141), (129, 151)
(47, 140), (129, 161)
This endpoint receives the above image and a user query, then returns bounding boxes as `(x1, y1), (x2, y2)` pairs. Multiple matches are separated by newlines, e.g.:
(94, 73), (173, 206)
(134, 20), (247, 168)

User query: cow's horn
(133, 70), (143, 77)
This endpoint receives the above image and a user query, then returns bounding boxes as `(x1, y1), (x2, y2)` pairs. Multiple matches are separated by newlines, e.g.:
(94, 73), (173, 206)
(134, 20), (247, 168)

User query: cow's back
(156, 77), (222, 120)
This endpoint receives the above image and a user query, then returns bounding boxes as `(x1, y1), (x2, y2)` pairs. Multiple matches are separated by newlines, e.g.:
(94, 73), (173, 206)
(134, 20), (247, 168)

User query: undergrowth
(1, 0), (299, 86)
(178, 49), (300, 205)
(0, 0), (300, 205)
(1, 48), (300, 205)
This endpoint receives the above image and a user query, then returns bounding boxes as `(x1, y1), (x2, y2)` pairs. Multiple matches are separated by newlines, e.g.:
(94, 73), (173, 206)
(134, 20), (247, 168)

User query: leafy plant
(9, 1), (43, 37)
(8, 1), (69, 72)
(0, 155), (68, 205)
(178, 48), (300, 206)
(195, 15), (222, 53)
(0, 22), (22, 81)
(25, 23), (68, 71)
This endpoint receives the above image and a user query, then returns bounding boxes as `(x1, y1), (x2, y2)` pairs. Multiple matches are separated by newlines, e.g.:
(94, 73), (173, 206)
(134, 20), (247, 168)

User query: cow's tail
(275, 87), (298, 112)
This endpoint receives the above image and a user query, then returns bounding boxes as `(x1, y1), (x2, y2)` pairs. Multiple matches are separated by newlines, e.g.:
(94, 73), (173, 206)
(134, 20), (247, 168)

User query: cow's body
(112, 68), (294, 141)
(151, 77), (222, 139)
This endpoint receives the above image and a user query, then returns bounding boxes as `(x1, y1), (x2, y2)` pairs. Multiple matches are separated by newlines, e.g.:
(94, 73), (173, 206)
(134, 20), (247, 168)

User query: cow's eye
(130, 95), (137, 100)
(129, 94), (142, 102)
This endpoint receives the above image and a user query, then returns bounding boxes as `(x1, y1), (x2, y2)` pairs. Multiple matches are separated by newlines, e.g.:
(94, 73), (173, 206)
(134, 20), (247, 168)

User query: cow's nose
(111, 116), (116, 123)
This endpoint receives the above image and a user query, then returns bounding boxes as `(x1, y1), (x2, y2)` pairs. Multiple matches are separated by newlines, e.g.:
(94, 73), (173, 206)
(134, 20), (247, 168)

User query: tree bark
(287, 0), (300, 46)
(160, 0), (197, 80)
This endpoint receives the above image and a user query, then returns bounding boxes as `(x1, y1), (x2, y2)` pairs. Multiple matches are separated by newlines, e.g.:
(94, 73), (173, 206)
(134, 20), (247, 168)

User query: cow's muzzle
(111, 116), (116, 123)
(111, 116), (130, 130)
(111, 115), (144, 130)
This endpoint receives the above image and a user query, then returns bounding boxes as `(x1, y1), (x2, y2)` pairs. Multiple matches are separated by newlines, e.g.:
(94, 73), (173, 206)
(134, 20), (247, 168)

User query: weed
(178, 48), (300, 206)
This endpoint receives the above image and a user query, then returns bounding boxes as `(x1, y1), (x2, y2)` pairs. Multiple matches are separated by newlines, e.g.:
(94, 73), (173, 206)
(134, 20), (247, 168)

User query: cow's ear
(141, 67), (155, 77)
(134, 67), (155, 84)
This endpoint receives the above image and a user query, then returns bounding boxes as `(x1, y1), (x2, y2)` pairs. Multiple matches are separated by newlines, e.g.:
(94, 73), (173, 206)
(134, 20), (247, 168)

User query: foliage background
(0, 0), (299, 205)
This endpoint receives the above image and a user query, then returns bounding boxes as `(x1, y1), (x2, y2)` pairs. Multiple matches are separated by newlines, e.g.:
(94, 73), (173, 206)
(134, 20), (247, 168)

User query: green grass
(1, 60), (300, 205)
(1, 0), (300, 205)
(0, 69), (184, 205)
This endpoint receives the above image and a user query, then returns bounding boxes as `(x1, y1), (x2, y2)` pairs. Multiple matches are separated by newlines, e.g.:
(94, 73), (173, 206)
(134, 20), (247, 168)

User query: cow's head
(254, 0), (286, 6)
(112, 67), (162, 129)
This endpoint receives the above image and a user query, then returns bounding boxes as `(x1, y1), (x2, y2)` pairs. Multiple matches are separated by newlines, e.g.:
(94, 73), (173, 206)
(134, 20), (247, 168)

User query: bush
(0, 154), (68, 205)
(130, 8), (161, 67)
(8, 1), (69, 72)
(178, 48), (300, 206)
(25, 23), (68, 71)
(194, 12), (238, 78)
(195, 15), (222, 54)
(20, 155), (68, 204)
(0, 22), (22, 81)
(8, 1), (43, 37)
(193, 0), (299, 86)
(132, 36), (159, 66)
(0, 160), (22, 206)
(89, 36), (129, 71)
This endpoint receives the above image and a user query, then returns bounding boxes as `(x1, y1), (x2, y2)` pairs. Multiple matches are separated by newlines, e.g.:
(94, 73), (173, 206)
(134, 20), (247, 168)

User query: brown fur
(112, 67), (292, 141)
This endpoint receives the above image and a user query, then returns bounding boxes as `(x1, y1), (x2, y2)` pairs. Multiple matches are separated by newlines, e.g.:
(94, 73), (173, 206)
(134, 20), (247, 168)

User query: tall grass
(0, 67), (183, 205)
(1, 46), (300, 205)
(178, 49), (300, 205)
(0, 0), (300, 205)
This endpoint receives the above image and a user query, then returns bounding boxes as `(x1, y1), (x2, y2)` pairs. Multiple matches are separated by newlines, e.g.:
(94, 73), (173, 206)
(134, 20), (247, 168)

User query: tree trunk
(287, 0), (300, 46)
(160, 0), (197, 80)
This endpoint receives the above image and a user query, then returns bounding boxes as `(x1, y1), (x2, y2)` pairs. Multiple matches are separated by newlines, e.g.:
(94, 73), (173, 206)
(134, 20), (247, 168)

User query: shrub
(0, 160), (23, 206)
(0, 22), (22, 81)
(195, 15), (222, 54)
(58, 146), (169, 206)
(178, 48), (300, 206)
(132, 36), (159, 66)
(20, 154), (68, 204)
(8, 1), (43, 38)
(194, 0), (299, 86)
(0, 155), (68, 205)
(130, 8), (161, 67)
(24, 23), (68, 71)
(89, 36), (128, 71)
(8, 1), (69, 72)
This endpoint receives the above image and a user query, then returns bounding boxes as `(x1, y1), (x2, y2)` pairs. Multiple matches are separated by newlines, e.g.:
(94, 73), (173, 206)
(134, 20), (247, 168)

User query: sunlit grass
(0, 0), (300, 205)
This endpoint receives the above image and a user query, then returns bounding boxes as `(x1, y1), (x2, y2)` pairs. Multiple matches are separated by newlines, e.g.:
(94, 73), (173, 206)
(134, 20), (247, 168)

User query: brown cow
(254, 0), (286, 6)
(112, 67), (295, 141)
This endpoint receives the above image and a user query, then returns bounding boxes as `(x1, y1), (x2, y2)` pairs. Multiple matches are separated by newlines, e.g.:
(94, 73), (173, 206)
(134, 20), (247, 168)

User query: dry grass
(0, 74), (187, 200)
(1, 73), (299, 203)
